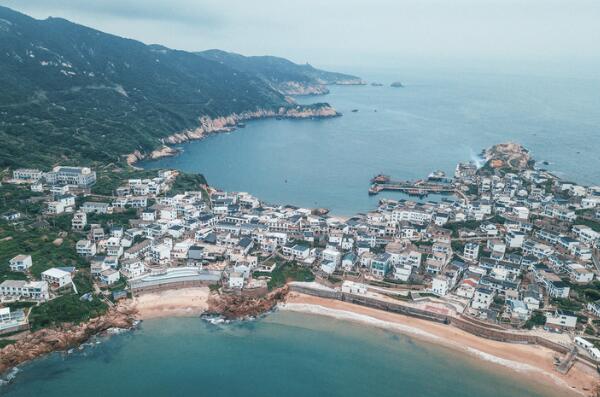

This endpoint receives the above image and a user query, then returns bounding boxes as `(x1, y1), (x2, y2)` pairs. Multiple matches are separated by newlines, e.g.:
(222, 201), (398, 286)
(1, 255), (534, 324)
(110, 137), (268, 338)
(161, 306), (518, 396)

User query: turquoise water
(2, 312), (561, 397)
(143, 70), (600, 215)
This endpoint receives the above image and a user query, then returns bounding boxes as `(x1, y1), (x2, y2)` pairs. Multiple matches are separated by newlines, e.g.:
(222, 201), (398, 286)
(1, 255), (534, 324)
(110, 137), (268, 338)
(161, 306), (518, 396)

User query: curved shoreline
(2, 287), (598, 397)
(279, 293), (599, 397)
(126, 104), (341, 165)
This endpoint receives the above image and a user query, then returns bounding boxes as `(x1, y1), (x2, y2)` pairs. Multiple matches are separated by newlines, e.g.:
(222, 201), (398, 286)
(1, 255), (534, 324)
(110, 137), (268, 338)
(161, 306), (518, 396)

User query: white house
(342, 281), (367, 295)
(0, 280), (49, 301)
(505, 231), (525, 249)
(71, 211), (87, 230)
(9, 255), (32, 272)
(575, 337), (600, 361)
(320, 260), (336, 275)
(471, 287), (494, 310)
(76, 240), (97, 257)
(463, 243), (479, 262)
(567, 263), (594, 284)
(545, 310), (577, 331)
(100, 269), (120, 285)
(41, 268), (73, 289)
(322, 248), (342, 265)
(228, 271), (244, 289)
(432, 276), (450, 296)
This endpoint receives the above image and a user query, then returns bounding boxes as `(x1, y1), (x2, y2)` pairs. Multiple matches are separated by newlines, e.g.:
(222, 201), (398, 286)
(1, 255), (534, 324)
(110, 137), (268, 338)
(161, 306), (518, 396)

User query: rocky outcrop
(127, 104), (340, 164)
(207, 286), (289, 319)
(277, 81), (330, 96)
(0, 305), (137, 375)
(484, 142), (532, 171)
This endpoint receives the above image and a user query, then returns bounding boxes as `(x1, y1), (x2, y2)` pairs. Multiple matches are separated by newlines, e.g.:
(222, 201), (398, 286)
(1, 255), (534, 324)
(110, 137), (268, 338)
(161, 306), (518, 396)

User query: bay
(2, 312), (563, 397)
(143, 70), (600, 215)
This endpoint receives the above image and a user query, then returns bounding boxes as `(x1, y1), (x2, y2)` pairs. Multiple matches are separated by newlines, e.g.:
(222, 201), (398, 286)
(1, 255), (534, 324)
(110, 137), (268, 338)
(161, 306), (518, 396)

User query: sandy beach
(281, 292), (599, 397)
(132, 287), (210, 319)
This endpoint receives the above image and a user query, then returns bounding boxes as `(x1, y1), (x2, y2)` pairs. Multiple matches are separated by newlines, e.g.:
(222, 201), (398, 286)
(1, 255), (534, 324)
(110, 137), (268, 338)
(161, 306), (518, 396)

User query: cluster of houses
(0, 253), (74, 302)
(2, 159), (600, 352)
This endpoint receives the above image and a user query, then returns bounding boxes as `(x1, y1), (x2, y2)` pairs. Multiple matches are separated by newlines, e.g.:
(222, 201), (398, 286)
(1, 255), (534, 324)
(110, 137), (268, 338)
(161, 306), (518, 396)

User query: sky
(2, 0), (600, 76)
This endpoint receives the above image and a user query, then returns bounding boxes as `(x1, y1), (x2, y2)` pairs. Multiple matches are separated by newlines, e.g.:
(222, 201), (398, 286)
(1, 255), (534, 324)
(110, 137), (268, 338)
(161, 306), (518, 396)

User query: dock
(368, 174), (468, 202)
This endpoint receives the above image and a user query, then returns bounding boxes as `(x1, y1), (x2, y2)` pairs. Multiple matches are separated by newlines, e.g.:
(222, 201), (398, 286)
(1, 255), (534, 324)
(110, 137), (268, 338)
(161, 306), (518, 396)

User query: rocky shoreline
(0, 305), (137, 376)
(126, 104), (340, 165)
(0, 288), (289, 378)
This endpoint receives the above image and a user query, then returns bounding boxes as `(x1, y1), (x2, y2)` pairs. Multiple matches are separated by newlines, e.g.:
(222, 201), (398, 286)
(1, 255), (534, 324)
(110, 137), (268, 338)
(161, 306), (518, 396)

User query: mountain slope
(198, 49), (364, 95)
(0, 6), (337, 168)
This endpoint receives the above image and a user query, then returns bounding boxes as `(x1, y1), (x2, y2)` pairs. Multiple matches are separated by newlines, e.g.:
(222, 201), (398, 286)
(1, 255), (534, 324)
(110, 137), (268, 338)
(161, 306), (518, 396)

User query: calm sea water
(2, 312), (562, 397)
(143, 70), (600, 215)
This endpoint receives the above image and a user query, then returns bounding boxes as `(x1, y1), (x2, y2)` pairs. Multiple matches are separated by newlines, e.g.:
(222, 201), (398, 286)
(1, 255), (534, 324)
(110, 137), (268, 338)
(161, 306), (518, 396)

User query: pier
(368, 174), (465, 200)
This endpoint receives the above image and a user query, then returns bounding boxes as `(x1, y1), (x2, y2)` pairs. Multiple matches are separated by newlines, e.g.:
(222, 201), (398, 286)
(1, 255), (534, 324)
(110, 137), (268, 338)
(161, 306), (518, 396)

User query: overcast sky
(2, 0), (600, 75)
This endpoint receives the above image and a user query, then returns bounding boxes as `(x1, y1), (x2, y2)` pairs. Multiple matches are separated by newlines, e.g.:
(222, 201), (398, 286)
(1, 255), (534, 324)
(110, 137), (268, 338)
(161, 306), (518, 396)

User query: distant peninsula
(197, 49), (365, 96)
(0, 5), (360, 169)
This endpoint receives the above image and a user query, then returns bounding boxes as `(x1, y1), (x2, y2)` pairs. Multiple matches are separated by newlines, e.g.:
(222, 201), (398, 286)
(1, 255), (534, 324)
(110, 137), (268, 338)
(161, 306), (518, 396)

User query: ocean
(1, 312), (563, 397)
(142, 69), (600, 215)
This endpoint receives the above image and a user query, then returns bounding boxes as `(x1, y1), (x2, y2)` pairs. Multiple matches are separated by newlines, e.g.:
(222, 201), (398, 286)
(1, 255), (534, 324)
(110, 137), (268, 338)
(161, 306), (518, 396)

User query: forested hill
(0, 6), (334, 168)
(198, 49), (364, 95)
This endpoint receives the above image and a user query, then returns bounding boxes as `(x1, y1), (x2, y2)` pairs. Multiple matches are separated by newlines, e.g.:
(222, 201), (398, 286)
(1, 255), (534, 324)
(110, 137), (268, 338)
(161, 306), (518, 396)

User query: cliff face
(127, 104), (340, 163)
(0, 305), (137, 374)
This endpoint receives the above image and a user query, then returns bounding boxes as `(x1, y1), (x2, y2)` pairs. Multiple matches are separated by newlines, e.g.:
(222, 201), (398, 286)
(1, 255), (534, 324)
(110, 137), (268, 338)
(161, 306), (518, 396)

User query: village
(2, 144), (600, 376)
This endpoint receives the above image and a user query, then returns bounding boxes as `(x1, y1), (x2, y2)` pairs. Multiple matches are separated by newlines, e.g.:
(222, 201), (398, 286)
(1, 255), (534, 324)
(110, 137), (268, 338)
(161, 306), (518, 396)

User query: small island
(390, 81), (404, 88)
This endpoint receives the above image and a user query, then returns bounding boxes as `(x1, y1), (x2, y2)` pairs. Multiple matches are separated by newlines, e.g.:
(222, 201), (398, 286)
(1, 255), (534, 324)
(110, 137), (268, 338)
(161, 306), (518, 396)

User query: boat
(237, 122), (246, 128)
(351, 109), (359, 113)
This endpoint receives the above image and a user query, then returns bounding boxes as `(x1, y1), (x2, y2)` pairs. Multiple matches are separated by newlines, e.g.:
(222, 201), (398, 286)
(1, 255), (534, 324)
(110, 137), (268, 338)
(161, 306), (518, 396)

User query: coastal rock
(0, 305), (137, 375)
(127, 104), (339, 164)
(207, 286), (289, 319)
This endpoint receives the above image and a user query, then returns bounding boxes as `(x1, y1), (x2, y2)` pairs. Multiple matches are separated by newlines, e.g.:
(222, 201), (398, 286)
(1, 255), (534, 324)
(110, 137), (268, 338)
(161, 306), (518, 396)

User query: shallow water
(2, 312), (564, 397)
(143, 70), (600, 215)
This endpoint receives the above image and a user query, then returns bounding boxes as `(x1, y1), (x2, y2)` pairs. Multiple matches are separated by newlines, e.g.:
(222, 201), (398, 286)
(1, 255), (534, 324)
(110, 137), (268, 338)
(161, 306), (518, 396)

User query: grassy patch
(29, 295), (108, 331)
(575, 218), (600, 233)
(262, 261), (314, 291)
(0, 226), (87, 280)
(169, 173), (208, 196)
(0, 339), (16, 348)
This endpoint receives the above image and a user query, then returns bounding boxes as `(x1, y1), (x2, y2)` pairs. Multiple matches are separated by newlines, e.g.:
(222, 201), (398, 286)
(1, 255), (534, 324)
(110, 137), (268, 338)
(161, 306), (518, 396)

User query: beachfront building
(0, 307), (28, 335)
(471, 287), (494, 310)
(0, 280), (49, 301)
(432, 276), (450, 296)
(228, 272), (244, 289)
(545, 310), (577, 331)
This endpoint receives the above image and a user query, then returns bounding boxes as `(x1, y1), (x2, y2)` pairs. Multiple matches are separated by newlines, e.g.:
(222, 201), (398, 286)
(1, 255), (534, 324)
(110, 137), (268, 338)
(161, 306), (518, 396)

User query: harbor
(368, 172), (468, 202)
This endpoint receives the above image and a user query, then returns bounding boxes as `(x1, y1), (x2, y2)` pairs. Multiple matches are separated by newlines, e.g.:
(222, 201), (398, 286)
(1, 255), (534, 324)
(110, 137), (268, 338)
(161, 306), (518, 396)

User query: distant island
(390, 81), (404, 88)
